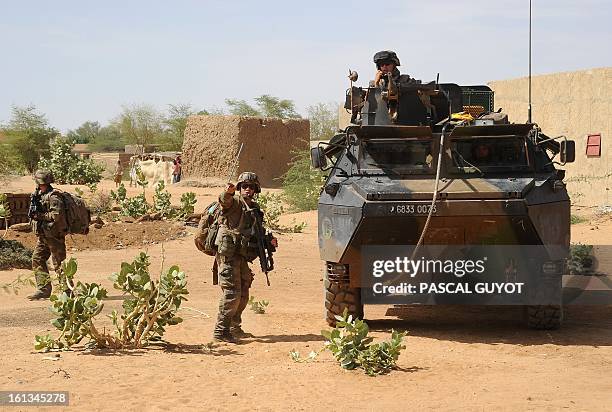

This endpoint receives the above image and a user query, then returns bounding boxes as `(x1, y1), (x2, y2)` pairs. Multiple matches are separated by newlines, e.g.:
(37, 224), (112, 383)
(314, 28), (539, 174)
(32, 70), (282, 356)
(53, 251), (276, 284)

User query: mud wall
(91, 153), (133, 178)
(182, 115), (309, 187)
(0, 193), (30, 228)
(489, 67), (612, 207)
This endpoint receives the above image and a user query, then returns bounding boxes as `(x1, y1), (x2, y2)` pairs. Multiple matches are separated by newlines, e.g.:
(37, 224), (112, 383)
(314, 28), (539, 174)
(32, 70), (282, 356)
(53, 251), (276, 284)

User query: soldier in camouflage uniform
(28, 170), (68, 300)
(373, 50), (420, 87)
(213, 171), (277, 343)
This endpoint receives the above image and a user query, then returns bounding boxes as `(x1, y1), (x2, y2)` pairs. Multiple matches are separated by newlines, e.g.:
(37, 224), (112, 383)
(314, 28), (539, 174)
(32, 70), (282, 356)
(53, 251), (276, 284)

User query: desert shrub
(570, 215), (588, 225)
(282, 147), (326, 212)
(37, 137), (103, 185)
(153, 181), (173, 217)
(111, 183), (149, 218)
(110, 183), (127, 203)
(88, 190), (113, 215)
(0, 239), (33, 271)
(248, 296), (269, 314)
(0, 193), (10, 223)
(121, 194), (149, 218)
(258, 192), (306, 233)
(291, 309), (407, 376)
(257, 192), (283, 230)
(111, 181), (195, 221)
(178, 192), (197, 218)
(568, 243), (594, 274)
(35, 253), (188, 351)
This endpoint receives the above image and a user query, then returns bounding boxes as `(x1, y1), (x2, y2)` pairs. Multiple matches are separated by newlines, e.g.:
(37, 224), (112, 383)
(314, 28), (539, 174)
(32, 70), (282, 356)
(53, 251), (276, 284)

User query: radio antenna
(528, 0), (533, 123)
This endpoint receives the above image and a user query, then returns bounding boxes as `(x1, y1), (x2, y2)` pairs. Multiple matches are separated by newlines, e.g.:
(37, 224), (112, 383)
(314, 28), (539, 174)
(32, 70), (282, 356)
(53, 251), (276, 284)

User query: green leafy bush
(258, 192), (306, 233)
(178, 192), (197, 218)
(291, 309), (407, 376)
(153, 181), (173, 217)
(257, 192), (283, 230)
(570, 215), (588, 225)
(108, 252), (188, 347)
(568, 243), (594, 274)
(37, 137), (103, 185)
(0, 239), (33, 271)
(0, 193), (10, 221)
(121, 194), (149, 218)
(111, 183), (149, 218)
(282, 147), (326, 211)
(110, 183), (127, 203)
(35, 253), (188, 351)
(248, 296), (269, 314)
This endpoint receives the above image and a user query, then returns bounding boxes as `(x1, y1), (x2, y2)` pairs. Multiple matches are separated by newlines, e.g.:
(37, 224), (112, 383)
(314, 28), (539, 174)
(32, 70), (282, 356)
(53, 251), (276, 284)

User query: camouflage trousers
(32, 234), (66, 291)
(214, 254), (254, 335)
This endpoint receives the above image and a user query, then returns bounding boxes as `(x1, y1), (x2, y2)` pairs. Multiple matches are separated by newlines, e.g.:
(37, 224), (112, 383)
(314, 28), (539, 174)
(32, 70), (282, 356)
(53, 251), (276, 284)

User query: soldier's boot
(27, 284), (51, 300)
(214, 310), (239, 343)
(230, 325), (254, 338)
(213, 332), (238, 344)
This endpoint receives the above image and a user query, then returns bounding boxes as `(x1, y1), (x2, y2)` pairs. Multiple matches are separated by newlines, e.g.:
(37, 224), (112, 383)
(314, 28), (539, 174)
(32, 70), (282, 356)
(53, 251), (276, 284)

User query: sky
(1, 0), (611, 132)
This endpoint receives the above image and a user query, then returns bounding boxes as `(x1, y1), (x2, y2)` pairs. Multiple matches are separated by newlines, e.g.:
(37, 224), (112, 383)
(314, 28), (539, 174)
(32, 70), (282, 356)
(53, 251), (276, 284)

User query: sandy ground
(1, 176), (612, 411)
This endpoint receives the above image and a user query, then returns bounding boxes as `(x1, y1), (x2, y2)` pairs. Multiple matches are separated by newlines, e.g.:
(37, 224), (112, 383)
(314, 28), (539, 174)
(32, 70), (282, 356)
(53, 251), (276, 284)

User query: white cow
(129, 156), (174, 187)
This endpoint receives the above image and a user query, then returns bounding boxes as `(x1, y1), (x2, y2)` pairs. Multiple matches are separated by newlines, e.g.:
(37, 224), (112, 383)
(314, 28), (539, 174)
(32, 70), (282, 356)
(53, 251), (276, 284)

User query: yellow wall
(490, 68), (612, 207)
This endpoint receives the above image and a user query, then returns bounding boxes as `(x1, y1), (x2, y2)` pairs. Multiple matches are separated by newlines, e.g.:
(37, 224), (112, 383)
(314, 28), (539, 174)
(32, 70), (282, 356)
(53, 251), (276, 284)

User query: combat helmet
(373, 50), (401, 69)
(33, 169), (54, 185)
(236, 171), (261, 193)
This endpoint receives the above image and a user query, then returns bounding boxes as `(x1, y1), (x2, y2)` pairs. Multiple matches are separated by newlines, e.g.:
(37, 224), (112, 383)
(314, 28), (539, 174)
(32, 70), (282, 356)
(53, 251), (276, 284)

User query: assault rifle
(250, 207), (276, 286)
(28, 188), (43, 220)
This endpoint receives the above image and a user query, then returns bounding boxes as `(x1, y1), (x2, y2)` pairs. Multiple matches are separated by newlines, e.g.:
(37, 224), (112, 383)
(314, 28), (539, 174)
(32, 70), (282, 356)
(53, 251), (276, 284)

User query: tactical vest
(215, 195), (259, 259)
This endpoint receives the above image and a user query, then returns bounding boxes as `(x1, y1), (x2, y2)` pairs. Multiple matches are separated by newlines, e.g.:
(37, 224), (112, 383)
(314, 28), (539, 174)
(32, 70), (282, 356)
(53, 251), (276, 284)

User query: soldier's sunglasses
(241, 183), (257, 190)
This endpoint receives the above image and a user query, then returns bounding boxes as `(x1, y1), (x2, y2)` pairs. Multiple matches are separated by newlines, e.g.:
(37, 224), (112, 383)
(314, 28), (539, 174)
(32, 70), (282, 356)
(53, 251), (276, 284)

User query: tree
(159, 104), (197, 151)
(254, 95), (301, 119)
(0, 142), (15, 178)
(2, 105), (58, 172)
(6, 105), (48, 131)
(87, 125), (126, 152)
(224, 95), (301, 119)
(66, 121), (101, 144)
(307, 102), (339, 141)
(224, 98), (261, 117)
(112, 104), (164, 150)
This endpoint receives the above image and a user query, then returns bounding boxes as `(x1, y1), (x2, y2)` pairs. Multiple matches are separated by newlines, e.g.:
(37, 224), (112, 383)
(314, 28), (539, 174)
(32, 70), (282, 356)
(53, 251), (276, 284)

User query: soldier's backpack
(56, 190), (91, 235)
(194, 201), (221, 256)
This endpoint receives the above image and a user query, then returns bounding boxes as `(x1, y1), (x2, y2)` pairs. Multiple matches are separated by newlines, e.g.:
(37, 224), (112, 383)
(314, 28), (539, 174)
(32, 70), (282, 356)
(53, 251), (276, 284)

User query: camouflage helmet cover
(236, 171), (261, 193)
(34, 169), (54, 184)
(373, 50), (401, 68)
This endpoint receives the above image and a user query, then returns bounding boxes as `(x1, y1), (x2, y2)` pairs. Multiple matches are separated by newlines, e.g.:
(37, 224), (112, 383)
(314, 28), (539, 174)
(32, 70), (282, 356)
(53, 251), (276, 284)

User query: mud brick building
(490, 67), (612, 207)
(182, 115), (309, 187)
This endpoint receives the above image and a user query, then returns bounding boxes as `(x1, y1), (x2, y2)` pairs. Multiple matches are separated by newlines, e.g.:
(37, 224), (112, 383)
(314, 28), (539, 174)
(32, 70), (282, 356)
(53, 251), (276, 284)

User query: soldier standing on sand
(28, 170), (68, 300)
(213, 171), (278, 343)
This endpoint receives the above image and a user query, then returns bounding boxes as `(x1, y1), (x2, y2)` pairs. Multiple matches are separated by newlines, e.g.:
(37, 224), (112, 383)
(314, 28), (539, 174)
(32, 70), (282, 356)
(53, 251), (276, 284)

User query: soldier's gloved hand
(226, 183), (236, 195)
(271, 237), (278, 248)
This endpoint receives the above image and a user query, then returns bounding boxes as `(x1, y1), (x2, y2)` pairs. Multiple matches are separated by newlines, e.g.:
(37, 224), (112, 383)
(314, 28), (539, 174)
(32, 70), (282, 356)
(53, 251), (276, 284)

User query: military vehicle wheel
(526, 305), (563, 330)
(324, 263), (363, 326)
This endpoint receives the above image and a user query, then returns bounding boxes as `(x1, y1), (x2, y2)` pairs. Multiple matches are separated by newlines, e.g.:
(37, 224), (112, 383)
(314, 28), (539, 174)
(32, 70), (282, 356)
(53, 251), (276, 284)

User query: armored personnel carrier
(311, 70), (576, 329)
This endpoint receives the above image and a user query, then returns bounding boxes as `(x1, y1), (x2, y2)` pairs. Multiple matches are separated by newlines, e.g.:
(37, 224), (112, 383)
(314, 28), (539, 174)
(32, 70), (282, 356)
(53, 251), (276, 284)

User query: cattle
(129, 156), (174, 187)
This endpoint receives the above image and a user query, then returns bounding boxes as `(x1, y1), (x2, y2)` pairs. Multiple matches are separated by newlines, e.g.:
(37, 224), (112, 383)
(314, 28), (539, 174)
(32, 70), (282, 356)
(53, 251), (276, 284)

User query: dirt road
(1, 177), (611, 410)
